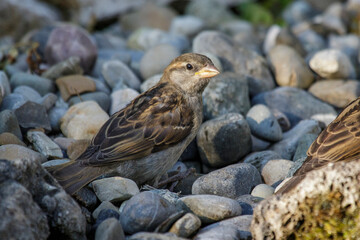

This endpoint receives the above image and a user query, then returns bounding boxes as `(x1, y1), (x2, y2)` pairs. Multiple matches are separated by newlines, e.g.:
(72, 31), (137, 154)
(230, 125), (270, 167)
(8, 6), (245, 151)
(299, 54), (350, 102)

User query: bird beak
(195, 65), (220, 78)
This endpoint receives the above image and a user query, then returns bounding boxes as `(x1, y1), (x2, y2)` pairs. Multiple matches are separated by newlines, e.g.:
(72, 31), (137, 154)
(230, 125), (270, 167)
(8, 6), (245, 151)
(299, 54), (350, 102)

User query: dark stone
(14, 101), (51, 131)
(0, 109), (22, 140)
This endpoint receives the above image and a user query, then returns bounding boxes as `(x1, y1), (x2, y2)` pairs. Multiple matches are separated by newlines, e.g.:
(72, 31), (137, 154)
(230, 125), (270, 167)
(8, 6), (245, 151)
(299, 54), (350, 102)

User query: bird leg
(157, 167), (196, 191)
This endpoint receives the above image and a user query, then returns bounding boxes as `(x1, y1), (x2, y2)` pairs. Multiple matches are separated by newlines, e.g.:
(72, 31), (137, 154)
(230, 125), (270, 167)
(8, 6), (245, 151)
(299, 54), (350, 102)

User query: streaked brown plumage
(47, 53), (219, 195)
(276, 97), (360, 194)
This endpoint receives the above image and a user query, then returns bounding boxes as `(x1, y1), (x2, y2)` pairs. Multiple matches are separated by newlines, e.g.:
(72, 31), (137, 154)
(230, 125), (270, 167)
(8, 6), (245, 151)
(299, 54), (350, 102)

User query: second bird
(47, 53), (220, 195)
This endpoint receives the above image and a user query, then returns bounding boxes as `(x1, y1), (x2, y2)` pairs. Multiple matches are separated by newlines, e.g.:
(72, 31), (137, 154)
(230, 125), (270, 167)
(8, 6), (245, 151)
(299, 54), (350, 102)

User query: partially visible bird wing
(294, 97), (360, 176)
(78, 83), (194, 166)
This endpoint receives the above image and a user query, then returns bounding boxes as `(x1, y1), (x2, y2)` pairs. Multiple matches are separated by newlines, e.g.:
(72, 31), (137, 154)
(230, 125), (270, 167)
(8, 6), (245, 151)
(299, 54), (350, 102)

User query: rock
(246, 104), (283, 142)
(139, 44), (180, 80)
(0, 71), (11, 98)
(268, 45), (314, 88)
(185, 0), (236, 28)
(170, 15), (205, 37)
(193, 31), (274, 96)
(194, 215), (253, 240)
(26, 131), (63, 159)
(251, 159), (360, 239)
(42, 56), (83, 80)
(73, 187), (98, 209)
(93, 201), (119, 220)
(38, 93), (58, 111)
(270, 119), (321, 161)
(292, 133), (318, 161)
(263, 25), (281, 55)
(68, 91), (111, 112)
(10, 72), (55, 96)
(128, 232), (187, 240)
(0, 180), (50, 240)
(42, 159), (70, 168)
(242, 150), (282, 172)
(309, 80), (360, 108)
(329, 34), (360, 64)
(169, 213), (201, 238)
(92, 32), (127, 50)
(0, 156), (86, 239)
(312, 12), (346, 35)
(127, 28), (189, 52)
(140, 74), (162, 92)
(0, 132), (26, 146)
(53, 137), (76, 151)
(252, 87), (337, 127)
(0, 0), (60, 40)
(0, 109), (22, 140)
(202, 72), (250, 120)
(94, 208), (120, 228)
(309, 49), (356, 79)
(14, 101), (51, 131)
(251, 184), (274, 198)
(236, 194), (263, 212)
(120, 191), (178, 234)
(92, 177), (140, 203)
(0, 93), (27, 111)
(121, 3), (177, 31)
(101, 60), (141, 90)
(56, 75), (96, 101)
(60, 101), (109, 140)
(45, 24), (97, 73)
(110, 88), (139, 115)
(49, 107), (68, 132)
(251, 135), (271, 152)
(0, 144), (47, 163)
(282, 0), (316, 26)
(275, 28), (307, 56)
(197, 113), (252, 168)
(95, 218), (125, 240)
(180, 194), (242, 224)
(192, 163), (262, 199)
(261, 159), (295, 185)
(296, 29), (326, 53)
(67, 139), (90, 160)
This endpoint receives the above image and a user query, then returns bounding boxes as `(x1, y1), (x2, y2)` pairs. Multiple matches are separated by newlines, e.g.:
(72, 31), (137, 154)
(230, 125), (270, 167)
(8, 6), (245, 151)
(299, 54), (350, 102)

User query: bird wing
(78, 83), (194, 166)
(294, 97), (360, 176)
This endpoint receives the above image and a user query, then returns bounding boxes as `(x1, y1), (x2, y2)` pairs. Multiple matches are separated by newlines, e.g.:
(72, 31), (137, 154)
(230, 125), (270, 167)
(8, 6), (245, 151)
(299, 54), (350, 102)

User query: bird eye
(186, 63), (193, 70)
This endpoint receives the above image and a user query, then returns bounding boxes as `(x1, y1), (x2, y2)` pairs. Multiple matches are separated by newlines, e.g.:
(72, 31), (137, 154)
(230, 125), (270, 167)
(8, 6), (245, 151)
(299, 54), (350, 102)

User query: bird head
(162, 53), (220, 95)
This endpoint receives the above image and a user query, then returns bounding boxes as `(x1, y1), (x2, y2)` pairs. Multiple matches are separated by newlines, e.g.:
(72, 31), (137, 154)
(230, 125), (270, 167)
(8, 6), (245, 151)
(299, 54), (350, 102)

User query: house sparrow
(276, 97), (360, 194)
(47, 53), (220, 195)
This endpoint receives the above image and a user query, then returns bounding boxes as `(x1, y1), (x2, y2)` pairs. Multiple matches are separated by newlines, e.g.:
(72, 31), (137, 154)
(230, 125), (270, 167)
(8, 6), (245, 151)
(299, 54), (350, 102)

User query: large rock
(14, 101), (51, 131)
(252, 87), (337, 127)
(251, 159), (360, 239)
(60, 101), (109, 140)
(202, 72), (250, 120)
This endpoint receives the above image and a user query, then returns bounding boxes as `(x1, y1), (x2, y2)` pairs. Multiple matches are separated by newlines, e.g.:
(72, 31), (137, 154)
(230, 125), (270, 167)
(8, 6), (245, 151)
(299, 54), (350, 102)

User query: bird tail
(46, 161), (102, 195)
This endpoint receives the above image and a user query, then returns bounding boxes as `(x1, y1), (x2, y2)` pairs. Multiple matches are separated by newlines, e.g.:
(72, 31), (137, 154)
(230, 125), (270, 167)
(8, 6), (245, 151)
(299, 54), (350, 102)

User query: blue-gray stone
(0, 71), (11, 97)
(68, 92), (111, 112)
(14, 101), (51, 131)
(0, 109), (22, 140)
(49, 107), (68, 132)
(0, 93), (27, 111)
(10, 72), (55, 96)
(13, 86), (42, 102)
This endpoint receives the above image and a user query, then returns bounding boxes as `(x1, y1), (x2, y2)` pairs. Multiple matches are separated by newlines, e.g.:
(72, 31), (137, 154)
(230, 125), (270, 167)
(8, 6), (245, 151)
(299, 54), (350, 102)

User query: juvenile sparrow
(47, 53), (220, 195)
(276, 97), (360, 194)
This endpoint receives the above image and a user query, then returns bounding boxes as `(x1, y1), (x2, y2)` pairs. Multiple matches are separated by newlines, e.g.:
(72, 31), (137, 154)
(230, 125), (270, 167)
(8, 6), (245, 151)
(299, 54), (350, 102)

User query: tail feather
(46, 161), (102, 195)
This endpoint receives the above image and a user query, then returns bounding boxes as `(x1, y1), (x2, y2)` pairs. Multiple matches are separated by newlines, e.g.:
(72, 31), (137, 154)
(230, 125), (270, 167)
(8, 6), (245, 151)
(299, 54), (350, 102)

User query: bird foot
(157, 167), (196, 192)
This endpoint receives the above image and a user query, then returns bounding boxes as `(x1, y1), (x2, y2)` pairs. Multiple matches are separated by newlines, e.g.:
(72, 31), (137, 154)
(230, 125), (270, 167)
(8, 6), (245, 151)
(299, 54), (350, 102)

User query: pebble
(38, 93), (58, 111)
(0, 144), (47, 163)
(53, 137), (76, 151)
(67, 139), (91, 160)
(236, 194), (264, 211)
(45, 25), (97, 73)
(101, 60), (141, 90)
(308, 80), (360, 108)
(26, 131), (63, 159)
(68, 91), (111, 112)
(261, 159), (295, 185)
(13, 85), (42, 102)
(56, 75), (96, 101)
(246, 104), (283, 142)
(252, 86), (337, 127)
(14, 101), (51, 131)
(268, 45), (314, 88)
(270, 119), (321, 160)
(120, 191), (178, 234)
(292, 133), (318, 161)
(197, 113), (252, 168)
(169, 213), (201, 238)
(296, 29), (326, 53)
(309, 49), (356, 79)
(329, 34), (360, 63)
(0, 132), (26, 146)
(60, 101), (109, 140)
(92, 177), (140, 203)
(139, 44), (180, 80)
(10, 72), (55, 96)
(95, 218), (125, 240)
(251, 135), (271, 152)
(192, 163), (262, 199)
(170, 16), (205, 37)
(74, 187), (99, 210)
(251, 184), (275, 198)
(49, 107), (68, 132)
(0, 109), (22, 140)
(92, 201), (119, 220)
(242, 150), (282, 172)
(110, 88), (139, 115)
(42, 159), (70, 167)
(94, 209), (120, 228)
(93, 78), (111, 95)
(0, 93), (27, 111)
(128, 232), (186, 240)
(180, 194), (242, 224)
(282, 0), (316, 26)
(202, 72), (250, 120)
(140, 74), (162, 92)
(0, 71), (11, 97)
(41, 56), (84, 80)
